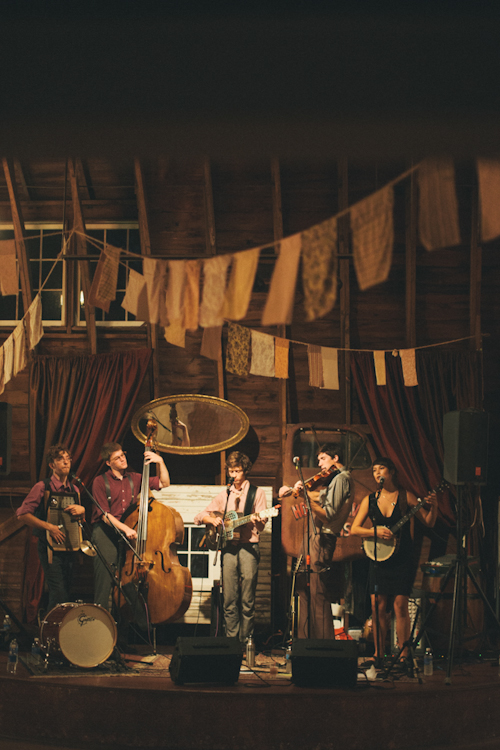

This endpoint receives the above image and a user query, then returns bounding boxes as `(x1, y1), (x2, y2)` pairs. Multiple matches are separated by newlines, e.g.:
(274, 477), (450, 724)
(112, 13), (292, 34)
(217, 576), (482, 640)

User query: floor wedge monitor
(291, 638), (358, 688)
(169, 636), (242, 685)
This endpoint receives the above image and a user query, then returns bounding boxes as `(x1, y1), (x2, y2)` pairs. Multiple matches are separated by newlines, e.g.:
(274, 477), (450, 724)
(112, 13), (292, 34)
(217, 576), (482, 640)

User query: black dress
(368, 490), (414, 597)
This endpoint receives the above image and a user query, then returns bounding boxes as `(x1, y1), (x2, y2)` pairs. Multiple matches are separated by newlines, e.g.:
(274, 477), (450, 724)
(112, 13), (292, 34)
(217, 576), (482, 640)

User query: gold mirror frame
(131, 394), (250, 455)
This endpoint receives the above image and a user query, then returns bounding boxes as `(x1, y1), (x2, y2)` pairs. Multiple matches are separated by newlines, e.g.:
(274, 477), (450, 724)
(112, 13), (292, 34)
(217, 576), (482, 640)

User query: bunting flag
(182, 260), (201, 331)
(302, 216), (338, 321)
(164, 319), (186, 348)
(0, 347), (4, 396)
(274, 337), (290, 379)
(121, 269), (149, 321)
(0, 240), (18, 296)
(164, 260), (185, 325)
(200, 326), (222, 360)
(352, 186), (394, 290)
(222, 247), (260, 321)
(3, 334), (14, 386)
(418, 159), (460, 251)
(13, 322), (26, 377)
(27, 294), (43, 349)
(308, 345), (323, 387)
(262, 234), (302, 326)
(250, 331), (275, 377)
(199, 255), (232, 328)
(477, 158), (500, 242)
(373, 351), (386, 386)
(400, 348), (418, 386)
(226, 322), (251, 377)
(144, 258), (168, 325)
(321, 347), (339, 390)
(88, 245), (121, 312)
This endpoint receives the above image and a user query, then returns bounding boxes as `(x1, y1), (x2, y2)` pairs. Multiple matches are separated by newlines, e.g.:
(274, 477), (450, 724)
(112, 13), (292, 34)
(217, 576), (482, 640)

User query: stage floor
(1, 647), (500, 750)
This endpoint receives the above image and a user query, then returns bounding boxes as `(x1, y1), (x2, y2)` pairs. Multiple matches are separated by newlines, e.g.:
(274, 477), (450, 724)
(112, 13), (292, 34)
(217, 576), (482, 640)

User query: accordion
(47, 492), (82, 552)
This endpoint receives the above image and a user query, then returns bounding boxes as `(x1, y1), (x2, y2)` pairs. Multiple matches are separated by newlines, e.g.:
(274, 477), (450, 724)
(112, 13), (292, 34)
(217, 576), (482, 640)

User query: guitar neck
(390, 500), (424, 534)
(229, 512), (257, 531)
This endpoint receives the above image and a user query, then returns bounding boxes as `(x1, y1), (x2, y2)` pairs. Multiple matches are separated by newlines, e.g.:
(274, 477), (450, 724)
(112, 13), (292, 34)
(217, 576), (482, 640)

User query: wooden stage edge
(1, 650), (500, 750)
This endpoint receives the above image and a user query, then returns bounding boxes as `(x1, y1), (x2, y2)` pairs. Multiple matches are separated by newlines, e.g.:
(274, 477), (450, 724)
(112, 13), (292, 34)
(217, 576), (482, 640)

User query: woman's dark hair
(372, 456), (398, 482)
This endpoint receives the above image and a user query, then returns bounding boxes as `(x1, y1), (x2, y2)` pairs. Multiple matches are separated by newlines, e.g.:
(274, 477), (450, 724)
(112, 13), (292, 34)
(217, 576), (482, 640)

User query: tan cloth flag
(400, 349), (418, 386)
(13, 322), (26, 377)
(352, 186), (394, 290)
(27, 294), (43, 349)
(477, 158), (500, 242)
(262, 234), (302, 325)
(226, 322), (251, 377)
(164, 260), (185, 324)
(0, 240), (18, 296)
(418, 159), (460, 251)
(121, 269), (149, 321)
(3, 333), (14, 385)
(200, 326), (222, 360)
(199, 255), (232, 328)
(88, 245), (120, 311)
(302, 216), (338, 321)
(321, 347), (339, 390)
(143, 258), (168, 325)
(274, 337), (290, 379)
(250, 331), (275, 377)
(222, 248), (260, 321)
(164, 319), (186, 348)
(373, 351), (386, 386)
(308, 345), (324, 387)
(182, 260), (201, 331)
(0, 346), (4, 396)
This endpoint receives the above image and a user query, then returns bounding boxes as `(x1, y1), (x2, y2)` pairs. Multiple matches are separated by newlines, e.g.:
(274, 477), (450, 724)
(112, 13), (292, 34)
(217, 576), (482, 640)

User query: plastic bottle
(246, 636), (255, 668)
(423, 647), (433, 676)
(285, 644), (292, 674)
(2, 614), (11, 634)
(7, 638), (18, 674)
(31, 637), (42, 666)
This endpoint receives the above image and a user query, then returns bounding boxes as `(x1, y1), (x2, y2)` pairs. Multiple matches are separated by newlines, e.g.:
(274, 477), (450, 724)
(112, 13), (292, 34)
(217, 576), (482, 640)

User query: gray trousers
(92, 523), (121, 611)
(222, 543), (260, 642)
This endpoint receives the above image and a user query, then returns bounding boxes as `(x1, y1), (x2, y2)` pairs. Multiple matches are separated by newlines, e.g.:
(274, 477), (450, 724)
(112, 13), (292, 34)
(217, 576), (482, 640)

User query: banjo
(363, 497), (427, 562)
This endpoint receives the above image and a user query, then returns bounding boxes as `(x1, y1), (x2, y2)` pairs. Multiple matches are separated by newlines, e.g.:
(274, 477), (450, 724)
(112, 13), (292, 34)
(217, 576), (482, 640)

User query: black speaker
(169, 637), (242, 685)
(0, 402), (12, 476)
(443, 410), (489, 485)
(291, 638), (358, 688)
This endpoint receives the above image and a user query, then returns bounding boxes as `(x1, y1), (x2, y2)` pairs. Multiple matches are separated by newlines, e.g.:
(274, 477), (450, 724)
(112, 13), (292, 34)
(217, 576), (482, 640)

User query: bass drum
(40, 603), (117, 668)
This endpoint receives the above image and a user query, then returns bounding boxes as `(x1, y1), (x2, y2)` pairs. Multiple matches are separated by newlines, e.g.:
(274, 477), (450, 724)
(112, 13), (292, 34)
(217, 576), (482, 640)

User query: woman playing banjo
(350, 457), (438, 666)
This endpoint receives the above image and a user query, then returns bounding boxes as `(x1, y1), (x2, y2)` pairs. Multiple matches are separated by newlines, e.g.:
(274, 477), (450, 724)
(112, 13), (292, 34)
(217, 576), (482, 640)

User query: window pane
(106, 297), (126, 321)
(178, 533), (188, 552)
(41, 291), (62, 321)
(128, 230), (141, 254)
(0, 295), (18, 319)
(106, 229), (127, 248)
(191, 527), (208, 551)
(42, 232), (63, 259)
(42, 261), (63, 288)
(26, 235), (40, 260)
(117, 263), (126, 289)
(191, 555), (209, 579)
(0, 230), (14, 241)
(178, 554), (188, 568)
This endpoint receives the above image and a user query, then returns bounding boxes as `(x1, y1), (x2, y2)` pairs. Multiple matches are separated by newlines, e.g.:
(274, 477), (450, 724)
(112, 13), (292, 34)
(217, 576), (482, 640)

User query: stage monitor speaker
(0, 403), (12, 476)
(443, 410), (488, 485)
(291, 638), (358, 688)
(169, 637), (242, 685)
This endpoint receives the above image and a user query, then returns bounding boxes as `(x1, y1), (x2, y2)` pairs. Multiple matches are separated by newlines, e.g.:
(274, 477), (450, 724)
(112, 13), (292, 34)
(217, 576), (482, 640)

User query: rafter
(2, 158), (33, 316)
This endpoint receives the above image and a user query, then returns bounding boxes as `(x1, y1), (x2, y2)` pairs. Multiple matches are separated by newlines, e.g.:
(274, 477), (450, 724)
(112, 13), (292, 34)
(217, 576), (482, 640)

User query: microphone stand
(212, 478), (234, 637)
(293, 458), (319, 640)
(369, 479), (384, 667)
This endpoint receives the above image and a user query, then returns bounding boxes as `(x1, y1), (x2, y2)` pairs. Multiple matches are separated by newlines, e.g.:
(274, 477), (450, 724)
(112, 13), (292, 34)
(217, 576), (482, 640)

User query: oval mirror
(131, 395), (250, 455)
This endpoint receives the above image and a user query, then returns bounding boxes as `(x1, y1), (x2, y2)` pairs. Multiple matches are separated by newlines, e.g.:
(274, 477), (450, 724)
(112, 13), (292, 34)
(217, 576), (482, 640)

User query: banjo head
(363, 532), (396, 561)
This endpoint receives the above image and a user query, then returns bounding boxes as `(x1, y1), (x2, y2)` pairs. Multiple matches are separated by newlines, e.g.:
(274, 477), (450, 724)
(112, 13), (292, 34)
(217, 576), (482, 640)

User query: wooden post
(2, 158), (33, 316)
(338, 158), (351, 426)
(470, 181), (482, 351)
(405, 169), (417, 349)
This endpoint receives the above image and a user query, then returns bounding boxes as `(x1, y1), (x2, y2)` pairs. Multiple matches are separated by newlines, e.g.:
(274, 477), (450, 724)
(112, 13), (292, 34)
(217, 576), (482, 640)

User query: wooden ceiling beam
(338, 157), (351, 426)
(75, 158), (95, 201)
(203, 158), (217, 256)
(2, 157), (33, 315)
(68, 158), (97, 354)
(405, 169), (417, 349)
(12, 159), (32, 201)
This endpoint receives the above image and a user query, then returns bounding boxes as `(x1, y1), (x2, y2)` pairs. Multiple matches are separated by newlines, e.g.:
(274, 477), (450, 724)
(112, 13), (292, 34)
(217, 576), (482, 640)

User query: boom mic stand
(369, 479), (384, 668)
(211, 477), (234, 636)
(293, 456), (319, 639)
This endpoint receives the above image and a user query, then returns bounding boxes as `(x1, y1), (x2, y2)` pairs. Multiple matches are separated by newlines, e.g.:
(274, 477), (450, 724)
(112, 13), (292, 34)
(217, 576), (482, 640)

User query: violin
(282, 464), (339, 499)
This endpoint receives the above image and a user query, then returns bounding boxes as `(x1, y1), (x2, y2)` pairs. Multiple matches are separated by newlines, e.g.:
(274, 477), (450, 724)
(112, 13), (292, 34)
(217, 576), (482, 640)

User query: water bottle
(31, 637), (42, 666)
(423, 647), (433, 676)
(285, 644), (292, 674)
(7, 638), (18, 674)
(246, 636), (255, 668)
(2, 615), (11, 634)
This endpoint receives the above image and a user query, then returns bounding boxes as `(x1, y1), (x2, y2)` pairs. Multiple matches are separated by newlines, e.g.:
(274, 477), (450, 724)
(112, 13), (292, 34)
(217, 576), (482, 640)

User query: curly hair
(46, 444), (71, 465)
(225, 451), (252, 474)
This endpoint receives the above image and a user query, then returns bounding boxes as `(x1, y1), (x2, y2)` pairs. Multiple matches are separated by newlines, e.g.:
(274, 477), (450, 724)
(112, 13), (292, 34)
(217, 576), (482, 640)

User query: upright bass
(115, 419), (192, 625)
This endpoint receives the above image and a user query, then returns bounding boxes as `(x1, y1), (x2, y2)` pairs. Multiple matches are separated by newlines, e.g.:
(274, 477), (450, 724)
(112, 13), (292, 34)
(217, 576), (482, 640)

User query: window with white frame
(177, 524), (220, 587)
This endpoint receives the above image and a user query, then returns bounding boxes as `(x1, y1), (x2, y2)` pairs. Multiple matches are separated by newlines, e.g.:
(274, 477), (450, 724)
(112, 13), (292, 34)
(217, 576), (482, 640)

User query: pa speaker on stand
(443, 409), (488, 486)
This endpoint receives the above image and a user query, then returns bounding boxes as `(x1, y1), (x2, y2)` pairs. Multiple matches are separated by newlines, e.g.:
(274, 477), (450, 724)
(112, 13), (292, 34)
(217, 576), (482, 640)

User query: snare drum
(40, 603), (117, 668)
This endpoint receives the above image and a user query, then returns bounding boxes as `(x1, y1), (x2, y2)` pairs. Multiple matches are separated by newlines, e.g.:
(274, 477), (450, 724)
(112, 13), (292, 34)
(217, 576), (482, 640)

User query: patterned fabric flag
(400, 348), (418, 386)
(477, 158), (500, 242)
(302, 216), (338, 321)
(199, 255), (232, 328)
(13, 322), (27, 377)
(3, 333), (14, 385)
(308, 344), (324, 387)
(352, 186), (394, 290)
(373, 351), (386, 386)
(274, 337), (290, 379)
(321, 347), (339, 390)
(121, 269), (149, 321)
(0, 239), (18, 296)
(0, 346), (4, 396)
(222, 248), (260, 321)
(27, 294), (44, 349)
(262, 234), (302, 325)
(88, 245), (121, 311)
(250, 331), (275, 377)
(143, 258), (168, 325)
(182, 260), (201, 331)
(226, 322), (251, 377)
(418, 159), (460, 251)
(200, 326), (222, 360)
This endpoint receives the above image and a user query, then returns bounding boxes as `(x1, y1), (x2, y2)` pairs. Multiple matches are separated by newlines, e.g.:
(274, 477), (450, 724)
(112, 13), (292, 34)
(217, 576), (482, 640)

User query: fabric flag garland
(200, 326), (222, 360)
(27, 294), (44, 349)
(274, 337), (289, 379)
(164, 319), (186, 348)
(352, 186), (394, 290)
(121, 269), (149, 321)
(143, 258), (168, 326)
(88, 245), (121, 312)
(373, 350), (386, 386)
(3, 333), (14, 386)
(302, 216), (338, 322)
(400, 348), (418, 386)
(13, 322), (26, 377)
(418, 159), (460, 251)
(222, 247), (260, 321)
(0, 240), (18, 296)
(226, 322), (251, 377)
(308, 345), (323, 387)
(321, 347), (339, 390)
(250, 331), (275, 378)
(199, 255), (232, 328)
(262, 234), (302, 325)
(477, 158), (500, 242)
(182, 260), (201, 332)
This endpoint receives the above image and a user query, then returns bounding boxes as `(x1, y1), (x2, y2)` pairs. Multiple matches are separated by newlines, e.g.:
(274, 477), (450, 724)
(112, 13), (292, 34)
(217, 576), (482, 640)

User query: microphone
(69, 472), (83, 485)
(293, 457), (301, 467)
(227, 477), (235, 488)
(379, 477), (384, 486)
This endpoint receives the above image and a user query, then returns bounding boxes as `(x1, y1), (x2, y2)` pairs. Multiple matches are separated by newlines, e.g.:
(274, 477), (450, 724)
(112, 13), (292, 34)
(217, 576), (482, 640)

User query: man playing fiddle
(279, 443), (353, 639)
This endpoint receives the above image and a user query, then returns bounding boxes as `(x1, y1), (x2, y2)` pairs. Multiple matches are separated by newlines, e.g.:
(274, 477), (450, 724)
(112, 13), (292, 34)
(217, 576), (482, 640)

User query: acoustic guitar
(205, 506), (280, 550)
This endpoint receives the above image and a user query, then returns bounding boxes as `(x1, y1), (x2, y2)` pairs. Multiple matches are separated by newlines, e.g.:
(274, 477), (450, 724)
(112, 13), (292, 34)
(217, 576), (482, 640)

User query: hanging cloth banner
(121, 268), (149, 321)
(250, 330), (275, 378)
(302, 216), (338, 322)
(199, 255), (232, 328)
(274, 337), (290, 379)
(13, 322), (26, 377)
(226, 322), (251, 376)
(182, 260), (201, 331)
(418, 159), (460, 251)
(0, 346), (4, 396)
(222, 247), (260, 321)
(477, 158), (500, 242)
(27, 294), (44, 350)
(262, 234), (302, 325)
(308, 344), (324, 387)
(88, 245), (121, 312)
(143, 258), (168, 326)
(321, 347), (339, 390)
(0, 240), (18, 296)
(352, 186), (394, 290)
(3, 333), (14, 386)
(373, 350), (386, 386)
(200, 326), (222, 361)
(400, 348), (418, 386)
(164, 319), (186, 348)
